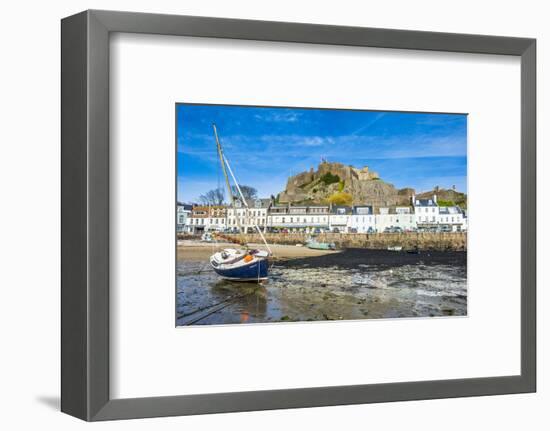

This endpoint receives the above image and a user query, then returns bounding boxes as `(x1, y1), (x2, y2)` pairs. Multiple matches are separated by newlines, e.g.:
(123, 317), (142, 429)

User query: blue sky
(176, 104), (467, 203)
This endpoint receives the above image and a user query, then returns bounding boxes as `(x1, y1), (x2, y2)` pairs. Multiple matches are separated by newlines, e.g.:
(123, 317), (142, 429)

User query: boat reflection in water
(211, 281), (269, 324)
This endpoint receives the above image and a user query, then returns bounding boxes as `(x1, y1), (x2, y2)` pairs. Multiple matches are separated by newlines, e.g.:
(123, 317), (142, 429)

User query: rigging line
(222, 154), (273, 256)
(217, 139), (221, 192)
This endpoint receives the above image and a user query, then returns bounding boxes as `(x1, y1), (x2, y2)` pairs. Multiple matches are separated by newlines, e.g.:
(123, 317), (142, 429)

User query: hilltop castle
(278, 161), (407, 207)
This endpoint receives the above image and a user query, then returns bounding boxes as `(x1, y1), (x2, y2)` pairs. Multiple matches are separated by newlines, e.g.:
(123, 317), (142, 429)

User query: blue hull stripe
(213, 258), (269, 280)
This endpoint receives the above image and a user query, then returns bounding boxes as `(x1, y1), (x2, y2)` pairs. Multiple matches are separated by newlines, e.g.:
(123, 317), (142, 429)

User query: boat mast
(221, 152), (273, 256)
(212, 124), (244, 238)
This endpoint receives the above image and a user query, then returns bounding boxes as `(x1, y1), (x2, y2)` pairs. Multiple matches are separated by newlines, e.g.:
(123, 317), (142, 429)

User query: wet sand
(176, 241), (467, 325)
(177, 241), (466, 267)
(177, 241), (339, 261)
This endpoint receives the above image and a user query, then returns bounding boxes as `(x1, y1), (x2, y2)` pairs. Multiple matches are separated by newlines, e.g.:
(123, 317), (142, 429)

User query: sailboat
(209, 124), (272, 282)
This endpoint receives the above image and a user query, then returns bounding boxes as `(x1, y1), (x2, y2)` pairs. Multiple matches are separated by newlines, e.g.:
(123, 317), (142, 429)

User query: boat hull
(211, 258), (269, 282)
(306, 242), (335, 250)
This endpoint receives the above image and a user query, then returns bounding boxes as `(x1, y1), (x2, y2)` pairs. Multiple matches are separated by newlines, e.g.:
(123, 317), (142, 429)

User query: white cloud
(254, 111), (302, 123)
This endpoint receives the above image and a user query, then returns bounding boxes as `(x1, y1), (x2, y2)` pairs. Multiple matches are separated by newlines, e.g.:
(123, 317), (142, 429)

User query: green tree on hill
(320, 172), (341, 185)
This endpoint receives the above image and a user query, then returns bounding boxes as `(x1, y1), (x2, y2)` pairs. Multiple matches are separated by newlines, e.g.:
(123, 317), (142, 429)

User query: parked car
(332, 228), (340, 233)
(349, 228), (358, 233)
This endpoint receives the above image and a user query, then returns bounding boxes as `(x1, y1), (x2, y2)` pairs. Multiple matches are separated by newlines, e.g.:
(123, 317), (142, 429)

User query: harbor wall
(180, 232), (467, 251)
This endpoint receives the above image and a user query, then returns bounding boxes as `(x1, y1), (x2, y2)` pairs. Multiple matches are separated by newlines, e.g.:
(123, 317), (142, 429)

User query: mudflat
(279, 248), (467, 269)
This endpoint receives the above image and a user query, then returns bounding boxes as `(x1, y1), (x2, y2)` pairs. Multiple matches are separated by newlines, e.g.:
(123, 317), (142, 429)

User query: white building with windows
(329, 206), (352, 232)
(394, 206), (416, 231)
(187, 205), (227, 233)
(176, 203), (192, 233)
(437, 206), (467, 231)
(183, 195), (467, 234)
(267, 205), (330, 232)
(203, 215), (227, 231)
(226, 198), (270, 233)
(413, 195), (440, 228)
(226, 207), (246, 232)
(348, 206), (377, 233)
(376, 207), (414, 232)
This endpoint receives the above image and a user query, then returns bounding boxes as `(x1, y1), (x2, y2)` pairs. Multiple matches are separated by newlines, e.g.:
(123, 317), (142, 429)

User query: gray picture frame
(61, 9), (536, 421)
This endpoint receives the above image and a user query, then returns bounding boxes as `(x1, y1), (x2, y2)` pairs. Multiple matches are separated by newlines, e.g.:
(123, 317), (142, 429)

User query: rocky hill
(277, 161), (414, 207)
(276, 161), (467, 207)
(417, 187), (468, 208)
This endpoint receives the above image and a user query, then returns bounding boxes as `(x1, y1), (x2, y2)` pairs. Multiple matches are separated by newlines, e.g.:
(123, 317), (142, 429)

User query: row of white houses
(177, 195), (467, 234)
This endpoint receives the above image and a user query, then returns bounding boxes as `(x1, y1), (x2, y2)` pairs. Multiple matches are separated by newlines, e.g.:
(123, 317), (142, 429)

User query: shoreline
(177, 241), (466, 267)
(178, 231), (467, 252)
(177, 241), (339, 261)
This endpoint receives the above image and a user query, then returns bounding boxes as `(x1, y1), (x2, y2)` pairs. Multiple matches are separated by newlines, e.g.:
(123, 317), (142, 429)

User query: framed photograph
(61, 9), (536, 421)
(176, 104), (469, 325)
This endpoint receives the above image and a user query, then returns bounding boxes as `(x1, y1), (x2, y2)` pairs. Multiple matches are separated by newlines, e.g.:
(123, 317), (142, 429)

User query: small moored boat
(387, 245), (403, 251)
(208, 124), (272, 283)
(306, 236), (336, 250)
(210, 248), (269, 281)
